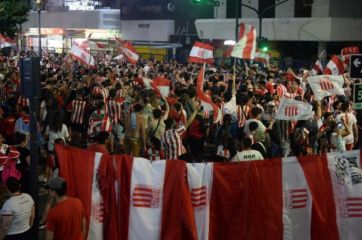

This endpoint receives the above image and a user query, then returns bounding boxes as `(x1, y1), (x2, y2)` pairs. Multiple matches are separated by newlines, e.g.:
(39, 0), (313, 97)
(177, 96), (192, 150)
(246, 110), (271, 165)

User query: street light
(35, 0), (42, 56)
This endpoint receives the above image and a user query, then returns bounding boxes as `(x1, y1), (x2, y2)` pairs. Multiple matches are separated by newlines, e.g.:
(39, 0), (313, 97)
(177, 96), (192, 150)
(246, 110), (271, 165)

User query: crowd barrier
(56, 145), (362, 240)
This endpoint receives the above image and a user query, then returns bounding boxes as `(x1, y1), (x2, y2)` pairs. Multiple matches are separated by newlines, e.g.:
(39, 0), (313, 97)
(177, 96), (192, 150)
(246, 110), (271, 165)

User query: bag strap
(150, 117), (161, 138)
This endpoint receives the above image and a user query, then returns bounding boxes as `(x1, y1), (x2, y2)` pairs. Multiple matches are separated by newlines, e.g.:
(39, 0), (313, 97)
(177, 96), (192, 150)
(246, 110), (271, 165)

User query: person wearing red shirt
(186, 109), (206, 162)
(46, 177), (86, 240)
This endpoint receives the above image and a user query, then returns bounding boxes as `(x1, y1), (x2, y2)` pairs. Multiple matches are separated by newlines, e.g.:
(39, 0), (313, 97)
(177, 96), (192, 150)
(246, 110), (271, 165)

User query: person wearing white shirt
(244, 107), (267, 137)
(232, 137), (264, 162)
(335, 102), (358, 150)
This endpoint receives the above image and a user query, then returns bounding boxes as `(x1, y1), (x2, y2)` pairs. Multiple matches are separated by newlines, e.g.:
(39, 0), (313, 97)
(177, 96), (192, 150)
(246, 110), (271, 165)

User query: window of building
(294, 0), (312, 17)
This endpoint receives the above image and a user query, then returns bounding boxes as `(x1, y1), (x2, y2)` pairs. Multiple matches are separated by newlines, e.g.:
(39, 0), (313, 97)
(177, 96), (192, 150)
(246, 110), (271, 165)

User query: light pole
(235, 0), (289, 42)
(35, 0), (42, 56)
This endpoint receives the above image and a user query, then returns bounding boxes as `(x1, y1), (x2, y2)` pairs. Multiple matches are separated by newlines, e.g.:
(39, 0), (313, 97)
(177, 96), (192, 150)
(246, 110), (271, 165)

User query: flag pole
(232, 58), (236, 95)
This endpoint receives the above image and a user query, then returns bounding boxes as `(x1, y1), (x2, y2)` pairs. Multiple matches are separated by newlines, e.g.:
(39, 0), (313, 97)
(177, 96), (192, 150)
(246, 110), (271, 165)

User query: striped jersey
(88, 109), (112, 137)
(161, 126), (186, 160)
(107, 98), (124, 125)
(70, 99), (87, 124)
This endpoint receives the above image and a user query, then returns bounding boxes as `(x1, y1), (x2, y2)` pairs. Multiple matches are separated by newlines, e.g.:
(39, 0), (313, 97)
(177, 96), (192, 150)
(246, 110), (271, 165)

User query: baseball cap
(48, 177), (66, 190)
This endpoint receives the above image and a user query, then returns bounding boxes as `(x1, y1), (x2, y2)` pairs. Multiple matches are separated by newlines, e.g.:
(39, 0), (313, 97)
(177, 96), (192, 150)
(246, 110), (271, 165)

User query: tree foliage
(0, 0), (29, 37)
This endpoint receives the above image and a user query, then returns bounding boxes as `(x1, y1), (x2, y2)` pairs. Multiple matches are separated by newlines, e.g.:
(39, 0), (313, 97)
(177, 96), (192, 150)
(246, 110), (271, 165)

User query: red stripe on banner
(194, 41), (214, 51)
(242, 28), (255, 59)
(347, 203), (362, 207)
(191, 196), (207, 201)
(192, 202), (207, 207)
(114, 155), (134, 240)
(133, 193), (152, 197)
(161, 160), (197, 239)
(210, 160), (283, 239)
(238, 23), (246, 39)
(292, 204), (307, 209)
(191, 192), (206, 198)
(292, 193), (308, 198)
(192, 186), (206, 191)
(134, 187), (152, 192)
(292, 199), (308, 204)
(290, 189), (307, 193)
(133, 204), (152, 208)
(297, 155), (339, 240)
(347, 214), (362, 218)
(346, 208), (362, 212)
(346, 198), (362, 201)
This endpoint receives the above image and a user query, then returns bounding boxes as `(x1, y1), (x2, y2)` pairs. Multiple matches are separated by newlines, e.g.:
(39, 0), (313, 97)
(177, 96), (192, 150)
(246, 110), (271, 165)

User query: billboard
(120, 0), (175, 20)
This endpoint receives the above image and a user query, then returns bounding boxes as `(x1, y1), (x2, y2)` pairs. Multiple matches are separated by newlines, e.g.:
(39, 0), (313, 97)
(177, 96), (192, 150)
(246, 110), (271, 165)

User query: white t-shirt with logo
(1, 193), (34, 235)
(232, 149), (264, 162)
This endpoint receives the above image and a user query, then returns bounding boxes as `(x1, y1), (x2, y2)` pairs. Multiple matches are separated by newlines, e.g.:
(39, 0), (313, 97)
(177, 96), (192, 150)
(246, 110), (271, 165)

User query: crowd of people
(0, 47), (360, 237)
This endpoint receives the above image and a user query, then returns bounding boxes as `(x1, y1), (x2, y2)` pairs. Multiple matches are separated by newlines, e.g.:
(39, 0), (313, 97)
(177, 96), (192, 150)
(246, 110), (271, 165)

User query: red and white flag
(196, 68), (221, 123)
(0, 35), (16, 48)
(55, 146), (106, 240)
(111, 156), (197, 240)
(275, 97), (313, 120)
(324, 55), (345, 75)
(231, 23), (256, 60)
(310, 59), (323, 76)
(115, 37), (139, 64)
(70, 44), (95, 67)
(308, 75), (345, 100)
(189, 42), (214, 64)
(152, 76), (170, 98)
(254, 51), (270, 65)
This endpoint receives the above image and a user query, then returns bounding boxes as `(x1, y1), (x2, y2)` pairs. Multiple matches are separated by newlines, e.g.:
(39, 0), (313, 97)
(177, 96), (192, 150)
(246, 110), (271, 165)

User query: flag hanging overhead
(308, 75), (345, 100)
(231, 23), (256, 60)
(324, 55), (345, 75)
(189, 41), (214, 64)
(152, 76), (171, 98)
(310, 59), (323, 76)
(196, 67), (221, 123)
(275, 97), (313, 121)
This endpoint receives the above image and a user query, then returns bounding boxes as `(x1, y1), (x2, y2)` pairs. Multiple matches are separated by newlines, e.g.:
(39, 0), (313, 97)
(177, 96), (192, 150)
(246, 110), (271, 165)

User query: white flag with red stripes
(308, 75), (344, 100)
(324, 55), (345, 75)
(115, 37), (139, 64)
(189, 42), (214, 64)
(254, 51), (270, 66)
(0, 35), (16, 48)
(310, 59), (323, 76)
(152, 76), (170, 98)
(275, 97), (313, 121)
(70, 44), (95, 67)
(231, 23), (256, 60)
(196, 67), (221, 123)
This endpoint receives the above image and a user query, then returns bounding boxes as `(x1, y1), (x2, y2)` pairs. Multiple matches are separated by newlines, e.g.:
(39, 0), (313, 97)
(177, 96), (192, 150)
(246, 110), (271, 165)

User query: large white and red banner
(324, 55), (345, 75)
(275, 97), (313, 121)
(196, 67), (221, 123)
(189, 42), (214, 64)
(308, 75), (345, 100)
(231, 23), (256, 60)
(56, 145), (362, 240)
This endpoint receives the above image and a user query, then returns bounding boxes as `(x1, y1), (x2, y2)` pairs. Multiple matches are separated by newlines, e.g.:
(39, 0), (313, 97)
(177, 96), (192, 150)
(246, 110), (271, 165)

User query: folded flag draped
(56, 145), (362, 240)
(275, 97), (313, 121)
(189, 42), (214, 64)
(308, 75), (345, 100)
